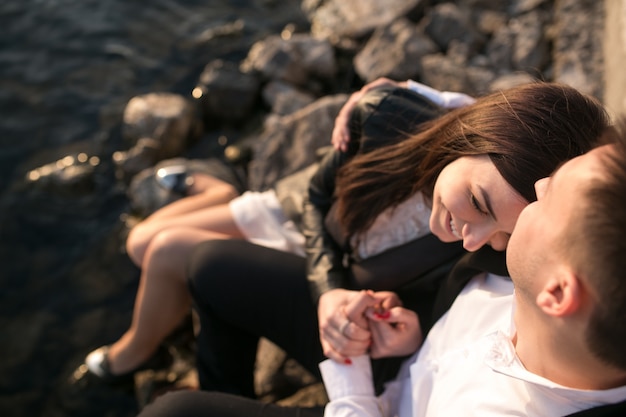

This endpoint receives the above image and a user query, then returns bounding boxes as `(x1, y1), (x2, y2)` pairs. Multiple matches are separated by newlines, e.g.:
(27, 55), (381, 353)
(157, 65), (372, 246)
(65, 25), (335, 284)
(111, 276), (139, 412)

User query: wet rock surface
(0, 0), (605, 416)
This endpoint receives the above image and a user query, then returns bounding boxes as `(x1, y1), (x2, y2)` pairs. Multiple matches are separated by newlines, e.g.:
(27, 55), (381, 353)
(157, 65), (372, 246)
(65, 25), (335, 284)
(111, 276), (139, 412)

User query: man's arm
(319, 355), (384, 417)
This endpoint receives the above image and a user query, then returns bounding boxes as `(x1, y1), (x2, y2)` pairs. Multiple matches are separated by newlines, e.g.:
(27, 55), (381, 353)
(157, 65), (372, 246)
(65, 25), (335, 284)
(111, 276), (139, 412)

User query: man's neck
(514, 322), (626, 391)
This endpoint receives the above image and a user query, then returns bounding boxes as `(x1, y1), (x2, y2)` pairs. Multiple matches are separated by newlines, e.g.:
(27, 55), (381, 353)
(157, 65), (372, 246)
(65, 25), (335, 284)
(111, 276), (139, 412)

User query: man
(320, 121), (626, 416)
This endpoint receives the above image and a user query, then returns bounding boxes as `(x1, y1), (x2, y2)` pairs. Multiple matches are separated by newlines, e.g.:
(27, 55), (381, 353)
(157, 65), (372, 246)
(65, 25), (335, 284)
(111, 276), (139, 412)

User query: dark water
(0, 1), (306, 415)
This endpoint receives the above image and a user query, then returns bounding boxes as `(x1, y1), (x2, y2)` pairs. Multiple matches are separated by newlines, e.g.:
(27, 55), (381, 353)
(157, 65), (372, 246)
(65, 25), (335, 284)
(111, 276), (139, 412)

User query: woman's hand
(317, 289), (376, 364)
(331, 77), (407, 152)
(365, 305), (423, 359)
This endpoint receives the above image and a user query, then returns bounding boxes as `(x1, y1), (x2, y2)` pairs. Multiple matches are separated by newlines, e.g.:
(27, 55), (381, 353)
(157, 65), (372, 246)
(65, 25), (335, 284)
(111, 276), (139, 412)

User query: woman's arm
(331, 77), (475, 152)
(302, 148), (350, 303)
(331, 77), (408, 152)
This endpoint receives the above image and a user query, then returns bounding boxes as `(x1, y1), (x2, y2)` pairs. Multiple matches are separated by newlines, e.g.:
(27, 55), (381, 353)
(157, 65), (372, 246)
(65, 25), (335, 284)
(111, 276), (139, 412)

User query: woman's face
(429, 155), (528, 252)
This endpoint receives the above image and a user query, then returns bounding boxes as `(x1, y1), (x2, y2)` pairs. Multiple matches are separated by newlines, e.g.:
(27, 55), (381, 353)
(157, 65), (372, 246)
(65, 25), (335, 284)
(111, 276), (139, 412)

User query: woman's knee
(126, 223), (151, 266)
(146, 228), (199, 263)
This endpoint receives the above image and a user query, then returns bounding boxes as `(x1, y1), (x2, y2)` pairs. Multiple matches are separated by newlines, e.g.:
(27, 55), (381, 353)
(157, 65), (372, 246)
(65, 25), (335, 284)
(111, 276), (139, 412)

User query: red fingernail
(344, 358), (352, 365)
(374, 311), (391, 319)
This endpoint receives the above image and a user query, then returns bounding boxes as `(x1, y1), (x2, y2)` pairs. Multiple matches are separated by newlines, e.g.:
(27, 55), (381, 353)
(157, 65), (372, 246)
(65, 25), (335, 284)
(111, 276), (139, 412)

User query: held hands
(318, 289), (374, 364)
(318, 288), (423, 364)
(365, 303), (423, 358)
(331, 77), (407, 152)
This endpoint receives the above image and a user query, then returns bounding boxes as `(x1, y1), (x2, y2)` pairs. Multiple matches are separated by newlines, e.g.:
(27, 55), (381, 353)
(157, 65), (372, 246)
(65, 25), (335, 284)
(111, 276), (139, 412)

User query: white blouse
(352, 192), (431, 260)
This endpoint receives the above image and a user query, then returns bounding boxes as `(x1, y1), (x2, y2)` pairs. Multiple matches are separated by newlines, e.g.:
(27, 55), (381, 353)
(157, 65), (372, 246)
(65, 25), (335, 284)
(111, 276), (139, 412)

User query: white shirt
(406, 79), (476, 108)
(320, 273), (626, 417)
(352, 192), (431, 260)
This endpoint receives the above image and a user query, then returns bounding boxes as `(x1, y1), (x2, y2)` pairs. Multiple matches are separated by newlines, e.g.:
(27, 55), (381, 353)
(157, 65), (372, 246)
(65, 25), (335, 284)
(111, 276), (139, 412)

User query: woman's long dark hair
(335, 82), (611, 238)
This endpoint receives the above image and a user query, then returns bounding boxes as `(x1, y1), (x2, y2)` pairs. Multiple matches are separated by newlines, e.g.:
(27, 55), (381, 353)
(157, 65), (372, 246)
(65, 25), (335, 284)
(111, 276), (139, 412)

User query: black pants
(188, 239), (445, 398)
(137, 390), (324, 417)
(188, 240), (323, 398)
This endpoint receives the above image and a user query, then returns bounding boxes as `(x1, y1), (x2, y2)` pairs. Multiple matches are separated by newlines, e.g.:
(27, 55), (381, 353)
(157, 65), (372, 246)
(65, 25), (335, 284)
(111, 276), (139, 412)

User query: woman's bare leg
(106, 228), (236, 374)
(126, 176), (241, 267)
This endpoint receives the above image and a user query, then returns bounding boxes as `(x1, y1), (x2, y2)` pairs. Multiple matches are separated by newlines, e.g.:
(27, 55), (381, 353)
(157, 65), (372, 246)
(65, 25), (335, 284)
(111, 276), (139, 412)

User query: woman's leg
(138, 390), (324, 417)
(105, 228), (236, 375)
(188, 240), (324, 397)
(126, 175), (241, 266)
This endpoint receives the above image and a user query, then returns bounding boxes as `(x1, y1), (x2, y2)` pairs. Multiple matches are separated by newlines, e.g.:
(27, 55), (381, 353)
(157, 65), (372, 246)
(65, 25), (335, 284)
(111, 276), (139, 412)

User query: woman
(79, 79), (474, 383)
(183, 80), (610, 400)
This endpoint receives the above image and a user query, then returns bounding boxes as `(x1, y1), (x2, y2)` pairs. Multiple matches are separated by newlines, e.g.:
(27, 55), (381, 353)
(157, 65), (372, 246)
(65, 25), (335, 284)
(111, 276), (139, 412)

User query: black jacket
(299, 87), (465, 314)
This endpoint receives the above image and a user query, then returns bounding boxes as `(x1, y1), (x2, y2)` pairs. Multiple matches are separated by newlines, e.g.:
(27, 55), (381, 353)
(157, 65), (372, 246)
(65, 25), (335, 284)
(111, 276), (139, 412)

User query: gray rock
(247, 94), (348, 191)
(122, 92), (202, 159)
(354, 18), (438, 82)
(422, 2), (486, 53)
(490, 72), (537, 91)
(194, 59), (261, 125)
(24, 152), (100, 194)
(240, 34), (336, 87)
(262, 80), (317, 116)
(552, 0), (604, 99)
(510, 10), (551, 72)
(306, 0), (425, 40)
(113, 137), (162, 183)
(420, 53), (473, 94)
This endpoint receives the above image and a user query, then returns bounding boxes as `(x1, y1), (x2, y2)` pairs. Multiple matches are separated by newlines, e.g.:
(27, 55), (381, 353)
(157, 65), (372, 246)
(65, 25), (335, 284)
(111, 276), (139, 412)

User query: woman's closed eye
(470, 193), (488, 216)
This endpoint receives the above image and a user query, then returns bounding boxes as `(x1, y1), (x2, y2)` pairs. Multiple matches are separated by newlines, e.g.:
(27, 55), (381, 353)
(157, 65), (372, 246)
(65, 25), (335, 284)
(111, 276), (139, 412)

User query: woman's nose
(461, 223), (492, 252)
(461, 223), (508, 252)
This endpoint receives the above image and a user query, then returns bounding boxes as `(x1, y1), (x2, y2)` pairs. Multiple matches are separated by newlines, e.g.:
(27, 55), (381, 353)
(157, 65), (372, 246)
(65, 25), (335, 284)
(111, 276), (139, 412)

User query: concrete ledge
(604, 0), (626, 118)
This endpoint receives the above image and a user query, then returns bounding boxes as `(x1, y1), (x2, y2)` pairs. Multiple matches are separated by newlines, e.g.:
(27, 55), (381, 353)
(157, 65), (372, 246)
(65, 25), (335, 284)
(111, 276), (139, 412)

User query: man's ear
(536, 269), (581, 316)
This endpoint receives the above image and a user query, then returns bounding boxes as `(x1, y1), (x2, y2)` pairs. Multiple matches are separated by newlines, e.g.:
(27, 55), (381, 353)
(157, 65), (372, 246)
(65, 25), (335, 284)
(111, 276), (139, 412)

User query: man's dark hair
(578, 117), (626, 370)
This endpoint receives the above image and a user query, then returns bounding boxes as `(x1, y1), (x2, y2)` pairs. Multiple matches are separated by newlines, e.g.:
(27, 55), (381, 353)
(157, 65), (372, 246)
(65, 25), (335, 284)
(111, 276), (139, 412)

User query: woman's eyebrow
(477, 185), (497, 221)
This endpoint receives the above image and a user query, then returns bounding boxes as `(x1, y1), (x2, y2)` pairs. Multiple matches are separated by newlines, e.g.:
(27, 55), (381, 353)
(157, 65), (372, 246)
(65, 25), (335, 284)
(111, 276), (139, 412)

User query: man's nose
(534, 177), (549, 200)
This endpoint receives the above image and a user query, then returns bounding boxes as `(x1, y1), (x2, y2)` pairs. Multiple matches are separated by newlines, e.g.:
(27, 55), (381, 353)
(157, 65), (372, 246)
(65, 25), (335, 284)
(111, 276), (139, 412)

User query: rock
(240, 33), (336, 88)
(305, 0), (425, 41)
(354, 18), (438, 83)
(24, 152), (101, 194)
(122, 92), (202, 159)
(194, 59), (262, 125)
(490, 72), (537, 91)
(247, 94), (348, 191)
(510, 10), (551, 73)
(486, 25), (516, 72)
(552, 0), (604, 98)
(113, 138), (162, 183)
(420, 53), (473, 94)
(422, 2), (486, 53)
(262, 80), (317, 116)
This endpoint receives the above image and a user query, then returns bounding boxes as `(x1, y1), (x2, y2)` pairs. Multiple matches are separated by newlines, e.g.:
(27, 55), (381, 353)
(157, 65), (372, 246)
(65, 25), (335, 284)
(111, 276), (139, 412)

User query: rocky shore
(1, 0), (607, 416)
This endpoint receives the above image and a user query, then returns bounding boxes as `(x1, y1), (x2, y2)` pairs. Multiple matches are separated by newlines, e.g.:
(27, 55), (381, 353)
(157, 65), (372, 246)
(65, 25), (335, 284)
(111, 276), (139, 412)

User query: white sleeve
(319, 356), (384, 417)
(406, 79), (476, 108)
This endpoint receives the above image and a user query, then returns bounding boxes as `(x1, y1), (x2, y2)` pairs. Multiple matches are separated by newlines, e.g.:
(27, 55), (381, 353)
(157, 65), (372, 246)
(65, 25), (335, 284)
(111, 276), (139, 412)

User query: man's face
(506, 145), (609, 293)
